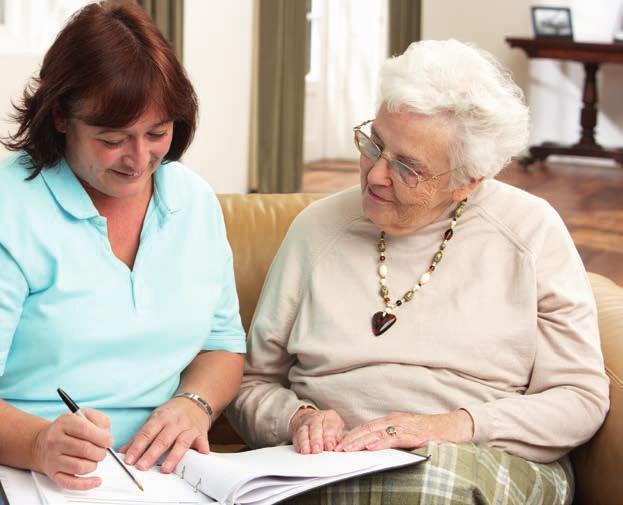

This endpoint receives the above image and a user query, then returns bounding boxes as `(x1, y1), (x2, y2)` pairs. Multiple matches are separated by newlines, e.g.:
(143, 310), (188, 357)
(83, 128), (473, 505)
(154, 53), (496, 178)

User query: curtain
(318, 0), (387, 160)
(388, 0), (421, 56)
(252, 0), (307, 193)
(137, 0), (184, 60)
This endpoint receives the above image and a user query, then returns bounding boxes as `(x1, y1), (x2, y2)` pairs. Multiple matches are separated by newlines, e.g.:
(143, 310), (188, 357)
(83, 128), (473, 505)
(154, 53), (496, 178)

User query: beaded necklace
(372, 198), (468, 336)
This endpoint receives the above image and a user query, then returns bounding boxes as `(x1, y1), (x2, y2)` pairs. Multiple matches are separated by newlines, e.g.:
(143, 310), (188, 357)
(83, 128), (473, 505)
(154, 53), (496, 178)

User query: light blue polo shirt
(0, 154), (245, 447)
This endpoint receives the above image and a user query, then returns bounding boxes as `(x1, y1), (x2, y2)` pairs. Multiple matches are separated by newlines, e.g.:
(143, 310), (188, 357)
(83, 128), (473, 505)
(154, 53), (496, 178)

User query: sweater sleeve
(226, 216), (318, 448)
(463, 207), (609, 462)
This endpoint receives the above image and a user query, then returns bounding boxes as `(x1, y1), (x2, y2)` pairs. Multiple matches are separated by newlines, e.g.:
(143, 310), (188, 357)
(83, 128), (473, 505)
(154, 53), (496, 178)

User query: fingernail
(162, 464), (171, 473)
(125, 454), (135, 465)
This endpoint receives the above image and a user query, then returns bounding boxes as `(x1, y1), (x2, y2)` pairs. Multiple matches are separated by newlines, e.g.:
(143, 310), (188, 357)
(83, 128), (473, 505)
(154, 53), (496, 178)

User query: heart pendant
(372, 311), (397, 336)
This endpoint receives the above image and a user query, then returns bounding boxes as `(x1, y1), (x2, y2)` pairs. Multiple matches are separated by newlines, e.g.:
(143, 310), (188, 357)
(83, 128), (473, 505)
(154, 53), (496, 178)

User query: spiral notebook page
(32, 452), (204, 504)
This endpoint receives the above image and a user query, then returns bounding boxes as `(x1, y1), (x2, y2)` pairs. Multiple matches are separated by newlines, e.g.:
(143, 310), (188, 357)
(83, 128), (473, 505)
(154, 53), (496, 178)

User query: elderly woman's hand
(120, 397), (211, 473)
(335, 410), (474, 452)
(289, 407), (346, 454)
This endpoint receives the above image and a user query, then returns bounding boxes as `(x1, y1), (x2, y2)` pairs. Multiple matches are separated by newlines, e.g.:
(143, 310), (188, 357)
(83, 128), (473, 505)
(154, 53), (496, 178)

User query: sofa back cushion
(217, 193), (323, 331)
(572, 273), (623, 504)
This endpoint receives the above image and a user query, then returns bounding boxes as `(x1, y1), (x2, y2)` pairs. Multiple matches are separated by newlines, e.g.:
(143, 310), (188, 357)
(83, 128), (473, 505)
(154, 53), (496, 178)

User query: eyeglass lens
(355, 131), (421, 187)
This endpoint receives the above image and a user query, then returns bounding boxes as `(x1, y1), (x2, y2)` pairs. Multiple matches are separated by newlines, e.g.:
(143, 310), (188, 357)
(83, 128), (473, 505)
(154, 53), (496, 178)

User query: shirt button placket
(130, 271), (138, 309)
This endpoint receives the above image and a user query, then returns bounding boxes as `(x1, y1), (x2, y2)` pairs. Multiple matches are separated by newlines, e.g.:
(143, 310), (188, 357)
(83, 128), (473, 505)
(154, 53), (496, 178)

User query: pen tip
(138, 483), (144, 492)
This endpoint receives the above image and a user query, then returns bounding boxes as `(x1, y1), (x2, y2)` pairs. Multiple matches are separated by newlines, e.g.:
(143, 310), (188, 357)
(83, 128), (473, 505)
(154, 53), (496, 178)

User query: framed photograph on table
(531, 6), (573, 39)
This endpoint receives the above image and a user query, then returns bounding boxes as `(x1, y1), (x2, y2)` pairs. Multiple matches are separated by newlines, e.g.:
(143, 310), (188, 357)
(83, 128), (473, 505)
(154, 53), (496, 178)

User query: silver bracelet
(174, 392), (214, 422)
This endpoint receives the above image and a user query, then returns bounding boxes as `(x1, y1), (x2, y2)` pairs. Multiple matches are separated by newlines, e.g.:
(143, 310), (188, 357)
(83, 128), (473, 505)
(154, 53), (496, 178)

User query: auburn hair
(2, 0), (197, 179)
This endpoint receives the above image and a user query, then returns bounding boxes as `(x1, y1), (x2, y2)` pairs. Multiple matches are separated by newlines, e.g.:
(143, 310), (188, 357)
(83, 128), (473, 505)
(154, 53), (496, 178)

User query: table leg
(575, 62), (600, 148)
(521, 60), (623, 169)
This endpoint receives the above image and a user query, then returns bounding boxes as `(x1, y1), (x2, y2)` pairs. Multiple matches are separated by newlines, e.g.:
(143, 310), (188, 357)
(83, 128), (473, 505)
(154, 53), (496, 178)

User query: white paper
(0, 465), (43, 504)
(32, 452), (202, 505)
(176, 445), (427, 505)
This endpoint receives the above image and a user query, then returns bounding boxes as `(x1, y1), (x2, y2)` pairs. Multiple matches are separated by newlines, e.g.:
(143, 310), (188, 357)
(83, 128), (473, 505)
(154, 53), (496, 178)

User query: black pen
(56, 388), (144, 492)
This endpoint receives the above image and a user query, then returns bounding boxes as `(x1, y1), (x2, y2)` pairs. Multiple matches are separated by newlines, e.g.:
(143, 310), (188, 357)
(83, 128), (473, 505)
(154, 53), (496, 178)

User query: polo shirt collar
(40, 159), (183, 222)
(152, 162), (182, 217)
(41, 159), (99, 220)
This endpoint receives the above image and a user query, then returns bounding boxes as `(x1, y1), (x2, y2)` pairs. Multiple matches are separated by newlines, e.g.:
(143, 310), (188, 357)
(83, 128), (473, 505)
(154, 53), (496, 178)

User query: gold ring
(386, 425), (397, 437)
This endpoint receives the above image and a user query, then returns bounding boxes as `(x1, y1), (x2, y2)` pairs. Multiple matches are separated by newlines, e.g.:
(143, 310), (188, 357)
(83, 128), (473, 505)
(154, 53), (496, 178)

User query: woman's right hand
(289, 407), (345, 454)
(33, 408), (113, 490)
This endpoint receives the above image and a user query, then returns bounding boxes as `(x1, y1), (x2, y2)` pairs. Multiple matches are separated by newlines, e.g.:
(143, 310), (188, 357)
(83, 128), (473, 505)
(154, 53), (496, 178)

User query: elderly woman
(0, 1), (244, 491)
(228, 40), (609, 504)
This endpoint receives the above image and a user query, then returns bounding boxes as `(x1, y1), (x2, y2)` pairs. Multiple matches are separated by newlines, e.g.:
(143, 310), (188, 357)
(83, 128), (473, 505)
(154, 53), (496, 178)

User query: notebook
(175, 445), (427, 505)
(31, 453), (204, 504)
(24, 446), (427, 505)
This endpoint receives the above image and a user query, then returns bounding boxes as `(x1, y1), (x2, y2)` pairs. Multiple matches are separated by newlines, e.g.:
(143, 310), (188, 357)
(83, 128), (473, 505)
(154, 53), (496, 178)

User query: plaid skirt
(283, 442), (573, 505)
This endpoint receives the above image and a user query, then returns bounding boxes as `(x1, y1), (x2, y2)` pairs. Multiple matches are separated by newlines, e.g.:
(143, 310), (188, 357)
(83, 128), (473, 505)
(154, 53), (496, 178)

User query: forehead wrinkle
(371, 124), (427, 171)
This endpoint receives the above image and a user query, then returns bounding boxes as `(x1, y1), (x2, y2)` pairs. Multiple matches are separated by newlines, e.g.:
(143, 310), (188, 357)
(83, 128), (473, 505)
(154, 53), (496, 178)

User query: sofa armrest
(572, 273), (623, 504)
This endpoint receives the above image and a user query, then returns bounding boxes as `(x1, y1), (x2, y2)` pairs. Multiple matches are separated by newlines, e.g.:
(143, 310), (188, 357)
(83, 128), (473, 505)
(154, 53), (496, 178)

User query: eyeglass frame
(353, 119), (454, 188)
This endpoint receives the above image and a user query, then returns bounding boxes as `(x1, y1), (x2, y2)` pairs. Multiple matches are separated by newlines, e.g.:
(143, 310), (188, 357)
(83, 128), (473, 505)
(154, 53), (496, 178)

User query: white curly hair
(378, 39), (529, 189)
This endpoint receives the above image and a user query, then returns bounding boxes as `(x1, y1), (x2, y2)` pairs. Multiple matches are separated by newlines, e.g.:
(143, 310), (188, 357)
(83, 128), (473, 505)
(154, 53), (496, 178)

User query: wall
(182, 0), (253, 193)
(0, 1), (92, 159)
(0, 54), (40, 158)
(422, 0), (532, 94)
(422, 0), (623, 152)
(0, 0), (253, 194)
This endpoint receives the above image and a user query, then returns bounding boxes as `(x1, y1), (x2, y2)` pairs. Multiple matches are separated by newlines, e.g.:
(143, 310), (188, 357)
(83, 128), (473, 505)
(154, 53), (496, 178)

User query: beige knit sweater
(228, 181), (609, 463)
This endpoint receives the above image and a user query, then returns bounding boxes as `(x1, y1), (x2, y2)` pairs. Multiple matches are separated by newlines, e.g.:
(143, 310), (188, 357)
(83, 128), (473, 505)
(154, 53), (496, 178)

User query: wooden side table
(506, 37), (623, 167)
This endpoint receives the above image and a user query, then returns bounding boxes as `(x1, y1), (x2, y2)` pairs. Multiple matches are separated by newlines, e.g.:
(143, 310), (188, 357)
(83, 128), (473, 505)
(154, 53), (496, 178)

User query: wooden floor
(302, 159), (623, 286)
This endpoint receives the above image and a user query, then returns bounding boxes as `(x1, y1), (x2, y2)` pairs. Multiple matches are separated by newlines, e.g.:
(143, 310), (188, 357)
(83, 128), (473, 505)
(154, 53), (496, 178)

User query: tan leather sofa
(214, 193), (623, 505)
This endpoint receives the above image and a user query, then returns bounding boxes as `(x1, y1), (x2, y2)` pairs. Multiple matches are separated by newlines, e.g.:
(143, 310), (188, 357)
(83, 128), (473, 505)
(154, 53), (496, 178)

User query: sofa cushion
(572, 273), (623, 504)
(218, 193), (323, 331)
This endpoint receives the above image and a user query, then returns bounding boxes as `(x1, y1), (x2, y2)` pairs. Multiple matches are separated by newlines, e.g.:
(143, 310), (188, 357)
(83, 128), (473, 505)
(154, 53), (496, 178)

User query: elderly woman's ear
(452, 177), (484, 202)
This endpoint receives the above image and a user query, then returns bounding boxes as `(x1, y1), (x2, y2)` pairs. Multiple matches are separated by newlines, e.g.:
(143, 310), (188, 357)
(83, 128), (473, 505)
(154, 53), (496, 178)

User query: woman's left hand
(119, 397), (211, 473)
(334, 410), (474, 452)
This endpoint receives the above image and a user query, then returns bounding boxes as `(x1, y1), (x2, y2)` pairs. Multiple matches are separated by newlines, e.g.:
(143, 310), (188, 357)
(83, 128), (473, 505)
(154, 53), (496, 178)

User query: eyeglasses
(353, 119), (453, 188)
